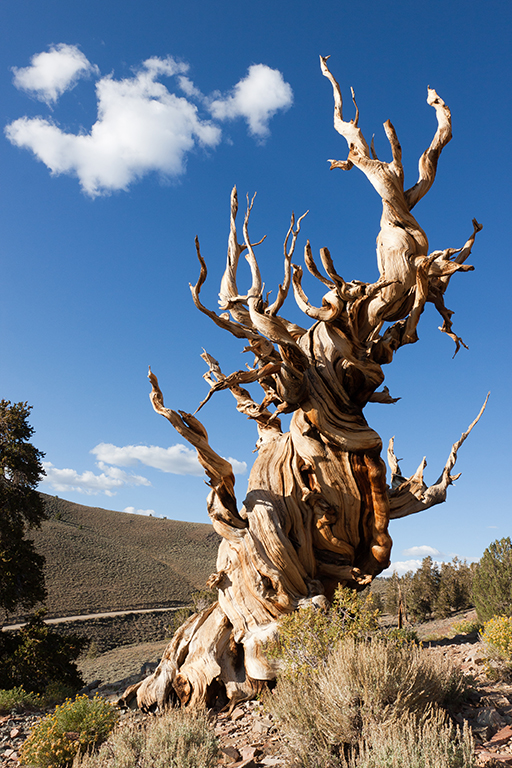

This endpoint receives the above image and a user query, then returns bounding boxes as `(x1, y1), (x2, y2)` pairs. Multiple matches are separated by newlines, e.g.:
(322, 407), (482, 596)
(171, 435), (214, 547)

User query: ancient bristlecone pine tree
(125, 57), (486, 710)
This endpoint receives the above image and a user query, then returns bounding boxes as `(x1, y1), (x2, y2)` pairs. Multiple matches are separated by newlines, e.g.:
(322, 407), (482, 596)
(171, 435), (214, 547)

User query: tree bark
(122, 58), (484, 712)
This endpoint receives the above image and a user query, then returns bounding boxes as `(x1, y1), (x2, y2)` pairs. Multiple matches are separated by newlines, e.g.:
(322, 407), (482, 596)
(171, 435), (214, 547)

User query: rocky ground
(3, 614), (512, 767)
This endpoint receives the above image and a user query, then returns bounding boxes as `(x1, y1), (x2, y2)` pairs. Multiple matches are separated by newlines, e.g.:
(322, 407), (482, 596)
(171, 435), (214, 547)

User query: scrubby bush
(451, 618), (482, 637)
(166, 606), (193, 638)
(265, 637), (467, 767)
(0, 686), (42, 714)
(265, 587), (380, 678)
(73, 708), (218, 768)
(376, 625), (420, 647)
(20, 694), (119, 768)
(481, 615), (512, 658)
(473, 537), (512, 622)
(0, 611), (85, 694)
(341, 709), (474, 768)
(480, 615), (512, 679)
(191, 589), (217, 612)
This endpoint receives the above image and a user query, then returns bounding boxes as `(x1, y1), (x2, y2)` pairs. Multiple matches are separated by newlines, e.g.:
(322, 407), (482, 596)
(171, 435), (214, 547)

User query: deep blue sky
(2, 0), (510, 574)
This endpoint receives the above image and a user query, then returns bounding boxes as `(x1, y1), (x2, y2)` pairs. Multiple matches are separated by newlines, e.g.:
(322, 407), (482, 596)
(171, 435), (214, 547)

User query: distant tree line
(383, 538), (512, 624)
(384, 556), (475, 623)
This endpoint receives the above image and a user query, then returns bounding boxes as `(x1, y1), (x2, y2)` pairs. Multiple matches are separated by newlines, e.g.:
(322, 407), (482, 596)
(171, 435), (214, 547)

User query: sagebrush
(73, 708), (218, 768)
(265, 637), (467, 767)
(341, 708), (474, 768)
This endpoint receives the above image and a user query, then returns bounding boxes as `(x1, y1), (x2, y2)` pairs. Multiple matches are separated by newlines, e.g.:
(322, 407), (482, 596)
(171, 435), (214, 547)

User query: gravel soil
(4, 611), (512, 767)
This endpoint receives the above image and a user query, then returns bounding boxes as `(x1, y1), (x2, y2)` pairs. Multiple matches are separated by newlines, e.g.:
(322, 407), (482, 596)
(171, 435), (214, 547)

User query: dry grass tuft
(73, 708), (218, 768)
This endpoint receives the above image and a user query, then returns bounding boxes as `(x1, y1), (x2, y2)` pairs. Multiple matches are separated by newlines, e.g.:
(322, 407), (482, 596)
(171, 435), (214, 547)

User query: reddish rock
(488, 725), (512, 747)
(221, 745), (241, 762)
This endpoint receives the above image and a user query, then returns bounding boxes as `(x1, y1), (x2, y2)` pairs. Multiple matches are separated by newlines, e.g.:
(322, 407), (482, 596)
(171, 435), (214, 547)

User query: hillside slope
(16, 494), (219, 620)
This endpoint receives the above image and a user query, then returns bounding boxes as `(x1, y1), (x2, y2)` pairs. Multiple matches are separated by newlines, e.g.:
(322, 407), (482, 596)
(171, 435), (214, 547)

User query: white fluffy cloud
(6, 48), (293, 195)
(12, 43), (99, 104)
(6, 55), (220, 196)
(41, 460), (151, 497)
(91, 442), (247, 476)
(208, 64), (293, 138)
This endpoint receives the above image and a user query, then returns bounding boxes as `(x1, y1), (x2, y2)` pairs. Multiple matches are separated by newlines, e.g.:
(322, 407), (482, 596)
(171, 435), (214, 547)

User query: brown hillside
(15, 494), (219, 621)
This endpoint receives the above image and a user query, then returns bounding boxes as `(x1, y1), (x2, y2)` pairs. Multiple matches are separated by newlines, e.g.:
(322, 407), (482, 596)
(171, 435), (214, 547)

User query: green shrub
(0, 611), (85, 694)
(166, 606), (193, 638)
(0, 686), (42, 714)
(473, 537), (512, 622)
(265, 587), (380, 678)
(73, 708), (218, 768)
(377, 626), (420, 647)
(482, 615), (512, 658)
(342, 709), (475, 768)
(191, 589), (217, 612)
(265, 637), (467, 767)
(451, 618), (482, 637)
(20, 694), (119, 768)
(480, 615), (512, 679)
(43, 682), (79, 707)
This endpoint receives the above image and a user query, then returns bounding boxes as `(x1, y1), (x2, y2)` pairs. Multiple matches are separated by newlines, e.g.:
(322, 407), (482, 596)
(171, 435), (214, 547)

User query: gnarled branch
(388, 394), (489, 519)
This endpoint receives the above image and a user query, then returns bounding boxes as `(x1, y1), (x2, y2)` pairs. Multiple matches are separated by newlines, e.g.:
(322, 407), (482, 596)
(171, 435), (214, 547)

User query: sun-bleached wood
(123, 57), (485, 712)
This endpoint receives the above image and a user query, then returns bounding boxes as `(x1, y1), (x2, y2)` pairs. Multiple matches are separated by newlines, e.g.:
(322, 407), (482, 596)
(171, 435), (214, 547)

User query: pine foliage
(0, 400), (47, 616)
(473, 537), (512, 622)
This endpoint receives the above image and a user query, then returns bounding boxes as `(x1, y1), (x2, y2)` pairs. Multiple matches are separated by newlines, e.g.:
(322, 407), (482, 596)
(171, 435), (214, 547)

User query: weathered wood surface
(123, 57), (485, 711)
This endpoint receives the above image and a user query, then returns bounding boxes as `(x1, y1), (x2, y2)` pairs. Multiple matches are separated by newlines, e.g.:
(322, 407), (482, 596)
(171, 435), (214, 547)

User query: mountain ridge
(12, 493), (219, 622)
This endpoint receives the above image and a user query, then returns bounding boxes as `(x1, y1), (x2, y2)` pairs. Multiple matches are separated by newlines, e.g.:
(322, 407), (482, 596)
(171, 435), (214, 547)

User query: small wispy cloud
(381, 546), (476, 577)
(381, 559), (424, 577)
(91, 442), (247, 476)
(401, 545), (442, 558)
(123, 506), (155, 516)
(41, 460), (151, 497)
(12, 43), (99, 105)
(6, 47), (293, 195)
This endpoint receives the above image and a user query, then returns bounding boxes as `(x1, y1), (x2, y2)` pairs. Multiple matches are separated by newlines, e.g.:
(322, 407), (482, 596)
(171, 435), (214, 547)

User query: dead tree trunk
(123, 57), (485, 711)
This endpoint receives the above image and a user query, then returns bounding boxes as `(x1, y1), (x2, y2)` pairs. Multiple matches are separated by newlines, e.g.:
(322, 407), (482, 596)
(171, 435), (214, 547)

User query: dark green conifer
(0, 400), (47, 617)
(473, 537), (512, 622)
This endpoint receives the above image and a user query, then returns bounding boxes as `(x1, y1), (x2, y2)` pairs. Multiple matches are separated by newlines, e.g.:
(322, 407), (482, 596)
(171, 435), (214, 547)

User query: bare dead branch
(190, 237), (260, 341)
(404, 87), (452, 211)
(389, 394), (489, 519)
(292, 263), (343, 321)
(369, 387), (401, 405)
(267, 210), (308, 316)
